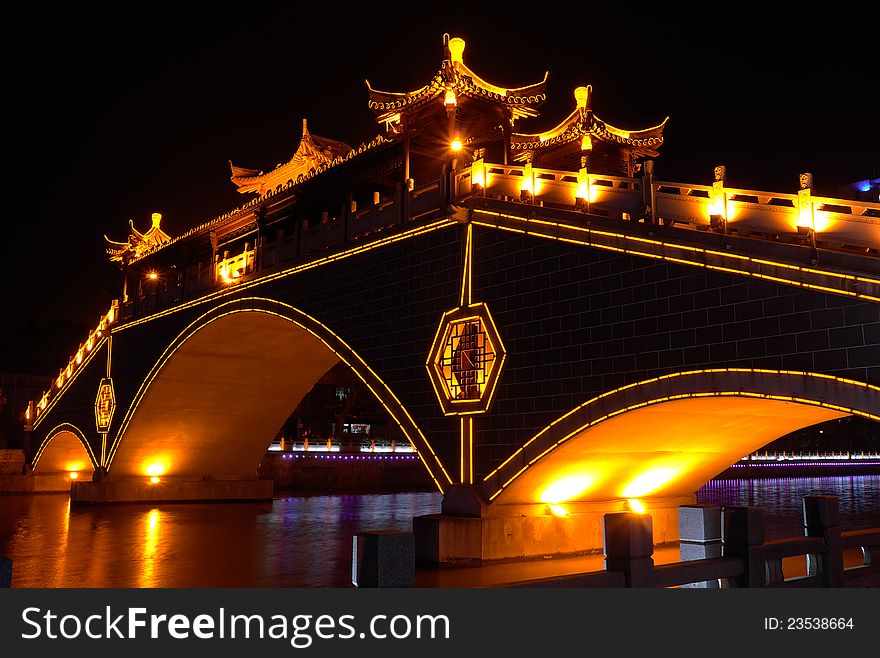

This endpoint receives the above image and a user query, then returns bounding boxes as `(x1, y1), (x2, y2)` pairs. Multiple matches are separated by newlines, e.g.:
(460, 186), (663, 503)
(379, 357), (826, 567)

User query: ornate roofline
(366, 36), (547, 122)
(126, 134), (391, 264)
(230, 119), (353, 195)
(510, 85), (667, 154)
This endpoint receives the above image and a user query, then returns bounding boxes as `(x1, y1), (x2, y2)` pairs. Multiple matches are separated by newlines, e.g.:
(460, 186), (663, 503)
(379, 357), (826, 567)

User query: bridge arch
(483, 369), (879, 506)
(32, 423), (98, 479)
(106, 297), (451, 490)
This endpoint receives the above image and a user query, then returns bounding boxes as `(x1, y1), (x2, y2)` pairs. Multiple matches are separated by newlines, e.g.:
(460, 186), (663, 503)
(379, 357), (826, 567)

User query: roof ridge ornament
(105, 213), (172, 264)
(448, 37), (465, 65)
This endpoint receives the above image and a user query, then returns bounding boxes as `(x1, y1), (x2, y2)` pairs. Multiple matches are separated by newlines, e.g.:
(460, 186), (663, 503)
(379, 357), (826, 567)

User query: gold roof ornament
(366, 35), (548, 124)
(105, 213), (172, 264)
(511, 85), (668, 163)
(229, 119), (353, 195)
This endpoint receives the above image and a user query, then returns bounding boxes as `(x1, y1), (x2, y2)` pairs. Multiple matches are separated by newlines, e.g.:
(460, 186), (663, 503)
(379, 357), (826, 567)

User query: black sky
(2, 5), (877, 373)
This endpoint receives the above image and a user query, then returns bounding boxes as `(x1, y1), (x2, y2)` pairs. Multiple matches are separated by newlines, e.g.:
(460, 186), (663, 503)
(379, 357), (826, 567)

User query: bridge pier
(414, 486), (691, 564)
(70, 477), (273, 504)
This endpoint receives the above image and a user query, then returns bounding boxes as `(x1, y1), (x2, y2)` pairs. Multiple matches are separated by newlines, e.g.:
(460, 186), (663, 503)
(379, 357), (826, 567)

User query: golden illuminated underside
(492, 397), (845, 507)
(109, 312), (340, 478)
(32, 431), (95, 476)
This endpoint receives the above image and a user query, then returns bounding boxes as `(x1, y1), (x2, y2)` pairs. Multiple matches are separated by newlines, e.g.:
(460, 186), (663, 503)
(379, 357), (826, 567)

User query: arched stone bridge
(26, 163), (880, 559)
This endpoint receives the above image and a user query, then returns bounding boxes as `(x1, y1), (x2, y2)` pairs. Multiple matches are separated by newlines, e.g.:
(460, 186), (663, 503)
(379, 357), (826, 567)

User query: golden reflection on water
(1, 480), (876, 587)
(139, 508), (161, 588)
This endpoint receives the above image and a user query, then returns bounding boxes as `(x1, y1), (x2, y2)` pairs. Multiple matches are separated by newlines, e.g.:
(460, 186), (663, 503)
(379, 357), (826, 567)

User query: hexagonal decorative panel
(427, 303), (506, 415)
(95, 377), (116, 434)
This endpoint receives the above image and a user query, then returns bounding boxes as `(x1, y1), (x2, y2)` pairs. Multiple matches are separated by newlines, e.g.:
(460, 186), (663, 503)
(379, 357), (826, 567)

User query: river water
(1, 475), (878, 587)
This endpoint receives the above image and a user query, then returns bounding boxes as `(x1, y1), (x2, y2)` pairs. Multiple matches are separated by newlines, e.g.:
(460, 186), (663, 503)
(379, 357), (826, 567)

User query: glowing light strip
(460, 416), (474, 484)
(32, 337), (109, 430)
(460, 222), (473, 307)
(482, 368), (879, 486)
(488, 390), (872, 501)
(116, 219), (456, 332)
(101, 336), (113, 466)
(32, 423), (100, 472)
(471, 212), (880, 302)
(490, 211), (880, 287)
(106, 298), (453, 491)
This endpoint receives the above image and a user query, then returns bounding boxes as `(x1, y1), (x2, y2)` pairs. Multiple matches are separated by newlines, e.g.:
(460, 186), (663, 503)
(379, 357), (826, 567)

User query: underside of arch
(32, 425), (97, 477)
(485, 369), (878, 506)
(106, 299), (451, 490)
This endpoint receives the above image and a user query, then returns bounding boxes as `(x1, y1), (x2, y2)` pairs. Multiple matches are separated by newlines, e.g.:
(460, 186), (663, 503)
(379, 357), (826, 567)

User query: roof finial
(302, 118), (309, 136)
(151, 212), (162, 229)
(574, 85), (592, 111)
(448, 37), (465, 64)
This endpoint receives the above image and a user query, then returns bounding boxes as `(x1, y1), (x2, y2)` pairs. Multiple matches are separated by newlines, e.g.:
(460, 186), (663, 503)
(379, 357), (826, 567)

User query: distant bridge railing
(507, 496), (880, 588)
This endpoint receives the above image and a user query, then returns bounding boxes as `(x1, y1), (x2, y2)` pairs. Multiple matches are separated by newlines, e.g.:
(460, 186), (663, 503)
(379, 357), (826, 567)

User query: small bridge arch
(104, 297), (451, 490)
(32, 423), (98, 480)
(483, 369), (879, 507)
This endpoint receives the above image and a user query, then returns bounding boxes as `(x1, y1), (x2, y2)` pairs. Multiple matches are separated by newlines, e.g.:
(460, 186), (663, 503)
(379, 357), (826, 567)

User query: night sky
(2, 6), (877, 374)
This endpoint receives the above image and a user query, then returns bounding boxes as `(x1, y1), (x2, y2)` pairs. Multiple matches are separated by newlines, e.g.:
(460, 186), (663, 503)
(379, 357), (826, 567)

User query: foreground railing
(507, 495), (879, 588)
(350, 495), (879, 588)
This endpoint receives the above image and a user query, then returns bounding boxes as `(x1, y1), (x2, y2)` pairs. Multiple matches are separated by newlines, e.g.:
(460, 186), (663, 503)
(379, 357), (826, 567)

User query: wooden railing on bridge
(507, 495), (880, 589)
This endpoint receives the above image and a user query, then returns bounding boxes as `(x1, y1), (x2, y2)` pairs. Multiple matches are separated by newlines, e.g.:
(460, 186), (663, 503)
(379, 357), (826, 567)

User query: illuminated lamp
(68, 472), (79, 481)
(145, 463), (165, 484)
(450, 137), (463, 152)
(627, 499), (646, 514)
(147, 271), (158, 281)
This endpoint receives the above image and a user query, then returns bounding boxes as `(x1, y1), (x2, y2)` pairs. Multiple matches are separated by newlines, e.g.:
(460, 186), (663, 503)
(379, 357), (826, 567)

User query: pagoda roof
(511, 85), (667, 160)
(366, 36), (547, 122)
(105, 213), (172, 264)
(124, 134), (390, 264)
(230, 119), (353, 195)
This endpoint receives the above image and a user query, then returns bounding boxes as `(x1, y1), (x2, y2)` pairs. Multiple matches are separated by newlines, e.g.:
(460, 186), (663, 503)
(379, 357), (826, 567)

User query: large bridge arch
(483, 369), (879, 507)
(32, 423), (98, 479)
(105, 297), (451, 490)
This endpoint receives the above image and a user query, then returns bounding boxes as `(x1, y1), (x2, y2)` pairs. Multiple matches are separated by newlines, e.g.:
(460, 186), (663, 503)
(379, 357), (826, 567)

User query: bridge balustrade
(458, 162), (880, 252)
(505, 496), (880, 589)
(118, 161), (877, 326)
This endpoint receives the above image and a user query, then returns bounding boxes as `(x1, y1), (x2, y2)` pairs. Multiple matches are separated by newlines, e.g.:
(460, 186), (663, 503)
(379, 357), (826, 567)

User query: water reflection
(1, 477), (878, 587)
(140, 509), (161, 588)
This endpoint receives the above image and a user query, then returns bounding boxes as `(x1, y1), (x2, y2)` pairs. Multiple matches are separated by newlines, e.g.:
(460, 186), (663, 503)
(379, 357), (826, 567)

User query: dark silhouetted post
(0, 556), (11, 588)
(603, 512), (654, 587)
(804, 495), (844, 587)
(352, 531), (415, 588)
(723, 506), (766, 588)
